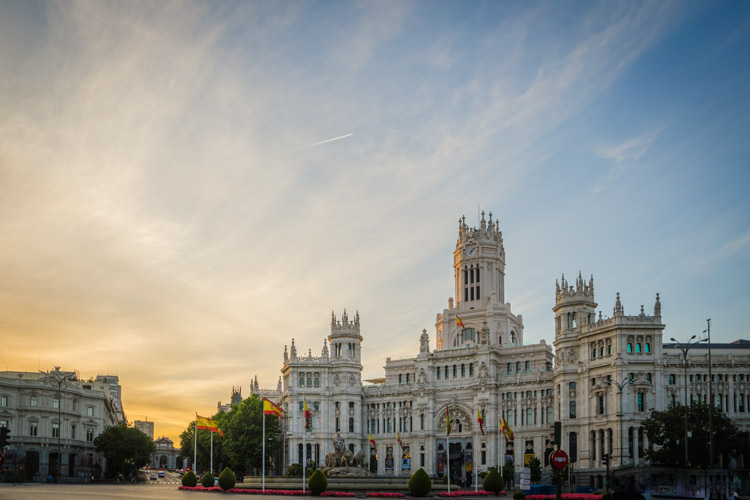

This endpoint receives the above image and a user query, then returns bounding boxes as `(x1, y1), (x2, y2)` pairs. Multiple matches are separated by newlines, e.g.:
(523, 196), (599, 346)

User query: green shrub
(218, 467), (236, 491)
(182, 470), (197, 487)
(308, 469), (328, 496)
(513, 491), (525, 499)
(200, 471), (214, 488)
(482, 468), (505, 494)
(286, 463), (303, 476)
(408, 468), (432, 497)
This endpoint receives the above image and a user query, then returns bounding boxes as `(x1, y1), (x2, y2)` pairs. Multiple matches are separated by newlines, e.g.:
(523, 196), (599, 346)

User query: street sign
(550, 449), (569, 469)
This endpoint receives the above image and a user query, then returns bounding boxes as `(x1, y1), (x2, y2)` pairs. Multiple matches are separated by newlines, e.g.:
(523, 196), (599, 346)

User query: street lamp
(705, 319), (713, 470)
(670, 335), (701, 467)
(604, 377), (634, 473)
(41, 367), (72, 481)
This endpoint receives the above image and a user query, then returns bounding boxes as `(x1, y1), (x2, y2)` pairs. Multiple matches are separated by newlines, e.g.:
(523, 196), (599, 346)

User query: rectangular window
(406, 373), (410, 384)
(314, 402), (320, 411)
(645, 343), (651, 353)
(399, 374), (403, 384)
(437, 369), (441, 380)
(444, 366), (449, 379)
(53, 398), (60, 409)
(453, 365), (457, 378)
(71, 424), (76, 439)
(0, 396), (7, 406)
(30, 422), (38, 436)
(87, 407), (93, 416)
(52, 422), (60, 438)
(461, 364), (465, 377)
(86, 428), (94, 442)
(637, 393), (644, 412)
(627, 343), (633, 353)
(31, 396), (38, 407)
(469, 363), (474, 376)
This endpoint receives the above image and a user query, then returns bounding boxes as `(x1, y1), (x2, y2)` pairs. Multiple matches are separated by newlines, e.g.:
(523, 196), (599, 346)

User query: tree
(95, 423), (155, 477)
(223, 395), (280, 475)
(178, 395), (280, 475)
(527, 457), (542, 483)
(642, 401), (740, 467)
(178, 411), (229, 473)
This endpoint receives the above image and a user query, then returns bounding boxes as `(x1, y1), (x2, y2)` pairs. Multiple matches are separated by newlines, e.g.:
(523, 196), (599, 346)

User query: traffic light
(602, 453), (609, 465)
(0, 428), (9, 447)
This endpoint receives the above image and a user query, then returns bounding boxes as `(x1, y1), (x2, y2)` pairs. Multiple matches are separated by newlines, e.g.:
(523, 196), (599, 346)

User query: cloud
(592, 127), (664, 193)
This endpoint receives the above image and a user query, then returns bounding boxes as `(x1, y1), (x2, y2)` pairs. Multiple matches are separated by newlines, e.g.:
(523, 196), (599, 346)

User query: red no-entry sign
(550, 449), (568, 469)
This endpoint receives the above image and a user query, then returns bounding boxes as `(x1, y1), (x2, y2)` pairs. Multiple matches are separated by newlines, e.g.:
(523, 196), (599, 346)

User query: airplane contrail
(293, 133), (354, 152)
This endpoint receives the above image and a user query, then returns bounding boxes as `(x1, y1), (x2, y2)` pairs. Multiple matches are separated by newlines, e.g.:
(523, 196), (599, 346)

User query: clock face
(467, 246), (477, 256)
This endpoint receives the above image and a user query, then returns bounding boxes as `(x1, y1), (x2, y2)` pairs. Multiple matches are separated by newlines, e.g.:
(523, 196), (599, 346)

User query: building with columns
(261, 212), (750, 489)
(0, 367), (121, 481)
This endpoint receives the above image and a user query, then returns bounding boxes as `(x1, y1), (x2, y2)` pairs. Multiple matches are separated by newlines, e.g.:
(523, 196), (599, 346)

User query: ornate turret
(553, 272), (597, 338)
(654, 293), (661, 319)
(322, 339), (329, 358)
(290, 338), (297, 359)
(328, 309), (363, 364)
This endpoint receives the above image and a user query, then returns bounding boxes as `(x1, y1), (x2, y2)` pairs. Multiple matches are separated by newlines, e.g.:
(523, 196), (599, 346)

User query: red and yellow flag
(501, 417), (514, 442)
(196, 415), (224, 437)
(456, 316), (464, 328)
(477, 409), (484, 436)
(263, 398), (283, 417)
(304, 399), (311, 430)
(397, 432), (404, 449)
(369, 433), (377, 448)
(446, 406), (452, 436)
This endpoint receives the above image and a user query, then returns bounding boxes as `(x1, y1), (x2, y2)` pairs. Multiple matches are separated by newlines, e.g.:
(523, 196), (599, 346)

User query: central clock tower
(453, 211), (506, 307)
(435, 211), (524, 350)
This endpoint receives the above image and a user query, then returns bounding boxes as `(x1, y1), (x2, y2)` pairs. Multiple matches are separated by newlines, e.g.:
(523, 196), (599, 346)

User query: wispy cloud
(592, 127), (664, 193)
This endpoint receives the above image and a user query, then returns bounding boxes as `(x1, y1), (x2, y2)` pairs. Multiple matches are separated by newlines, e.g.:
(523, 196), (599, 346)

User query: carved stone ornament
(565, 349), (579, 364)
(334, 374), (341, 386)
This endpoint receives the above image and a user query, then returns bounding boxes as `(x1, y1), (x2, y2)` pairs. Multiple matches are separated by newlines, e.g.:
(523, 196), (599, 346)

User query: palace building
(250, 212), (750, 489)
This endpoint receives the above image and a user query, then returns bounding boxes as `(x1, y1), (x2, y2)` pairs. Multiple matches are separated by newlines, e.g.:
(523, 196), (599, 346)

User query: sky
(1, 0), (749, 443)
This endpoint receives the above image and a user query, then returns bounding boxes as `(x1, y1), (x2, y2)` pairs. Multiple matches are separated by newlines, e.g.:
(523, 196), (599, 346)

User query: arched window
(516, 362), (521, 372)
(314, 377), (320, 387)
(569, 401), (577, 419)
(569, 382), (576, 391)
(636, 343), (642, 353)
(525, 361), (530, 372)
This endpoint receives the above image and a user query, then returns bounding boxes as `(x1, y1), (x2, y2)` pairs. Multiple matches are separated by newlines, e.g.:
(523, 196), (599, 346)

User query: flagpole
(262, 410), (266, 492)
(194, 415), (198, 474)
(210, 430), (214, 477)
(474, 422), (478, 492)
(302, 415), (306, 494)
(447, 407), (451, 494)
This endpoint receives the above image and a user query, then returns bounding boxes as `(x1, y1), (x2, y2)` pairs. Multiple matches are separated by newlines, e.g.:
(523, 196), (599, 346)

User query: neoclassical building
(256, 213), (750, 489)
(0, 367), (121, 481)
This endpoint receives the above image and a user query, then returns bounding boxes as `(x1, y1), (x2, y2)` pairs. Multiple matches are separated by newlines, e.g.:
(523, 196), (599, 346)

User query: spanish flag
(477, 409), (484, 436)
(369, 433), (377, 448)
(456, 316), (464, 328)
(304, 399), (311, 430)
(501, 417), (514, 442)
(397, 432), (404, 449)
(196, 415), (224, 437)
(446, 406), (451, 436)
(263, 398), (283, 417)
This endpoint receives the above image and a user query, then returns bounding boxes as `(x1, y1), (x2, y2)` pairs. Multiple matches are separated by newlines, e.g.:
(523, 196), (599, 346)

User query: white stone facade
(268, 212), (750, 488)
(0, 367), (121, 481)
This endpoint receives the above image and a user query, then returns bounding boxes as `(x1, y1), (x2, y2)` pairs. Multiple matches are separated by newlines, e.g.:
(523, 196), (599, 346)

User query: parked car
(158, 471), (165, 478)
(150, 474), (158, 480)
